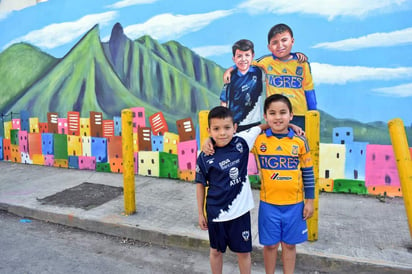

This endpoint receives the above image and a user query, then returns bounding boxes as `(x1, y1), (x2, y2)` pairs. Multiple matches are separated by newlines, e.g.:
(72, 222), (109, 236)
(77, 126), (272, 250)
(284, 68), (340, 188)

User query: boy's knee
(281, 242), (296, 251)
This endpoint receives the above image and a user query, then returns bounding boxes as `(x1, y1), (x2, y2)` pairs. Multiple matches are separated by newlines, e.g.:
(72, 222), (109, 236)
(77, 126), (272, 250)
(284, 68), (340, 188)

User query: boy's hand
(289, 123), (305, 136)
(198, 215), (208, 230)
(296, 52), (308, 63)
(303, 199), (314, 220)
(202, 137), (215, 155)
(223, 67), (234, 84)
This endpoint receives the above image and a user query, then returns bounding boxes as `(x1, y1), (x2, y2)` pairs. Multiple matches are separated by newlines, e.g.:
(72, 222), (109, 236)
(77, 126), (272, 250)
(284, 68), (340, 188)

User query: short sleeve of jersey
(303, 62), (314, 92)
(299, 136), (313, 168)
(195, 154), (208, 186)
(236, 126), (262, 149)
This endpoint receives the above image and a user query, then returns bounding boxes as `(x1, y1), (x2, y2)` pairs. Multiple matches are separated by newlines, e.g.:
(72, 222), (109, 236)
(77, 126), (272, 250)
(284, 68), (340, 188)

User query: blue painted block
(345, 141), (368, 180)
(114, 116), (121, 136)
(68, 155), (79, 169)
(0, 137), (3, 160)
(333, 127), (354, 144)
(91, 137), (107, 163)
(41, 133), (54, 155)
(151, 134), (164, 152)
(20, 110), (30, 132)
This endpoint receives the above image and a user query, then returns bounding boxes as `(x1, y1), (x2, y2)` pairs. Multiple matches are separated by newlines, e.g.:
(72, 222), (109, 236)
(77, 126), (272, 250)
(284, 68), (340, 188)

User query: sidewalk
(0, 161), (411, 273)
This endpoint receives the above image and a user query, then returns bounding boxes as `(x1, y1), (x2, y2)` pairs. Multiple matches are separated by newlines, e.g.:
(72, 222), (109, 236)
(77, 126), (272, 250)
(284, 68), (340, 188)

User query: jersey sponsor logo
(258, 155), (299, 170)
(267, 75), (303, 89)
(229, 167), (242, 186)
(270, 172), (292, 181)
(219, 158), (240, 170)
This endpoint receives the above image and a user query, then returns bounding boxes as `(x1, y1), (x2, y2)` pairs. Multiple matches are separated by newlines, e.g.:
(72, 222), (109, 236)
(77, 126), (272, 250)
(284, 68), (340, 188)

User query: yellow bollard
(305, 110), (320, 241)
(121, 109), (136, 215)
(388, 118), (412, 239)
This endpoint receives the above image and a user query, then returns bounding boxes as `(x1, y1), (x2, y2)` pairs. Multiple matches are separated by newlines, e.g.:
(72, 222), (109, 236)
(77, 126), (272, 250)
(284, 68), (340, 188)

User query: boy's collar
(271, 52), (297, 61)
(265, 128), (294, 138)
(236, 66), (257, 76)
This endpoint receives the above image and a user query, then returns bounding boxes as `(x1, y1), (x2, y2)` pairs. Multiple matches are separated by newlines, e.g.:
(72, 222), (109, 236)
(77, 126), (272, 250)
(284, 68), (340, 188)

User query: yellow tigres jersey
(252, 129), (314, 205)
(254, 55), (314, 116)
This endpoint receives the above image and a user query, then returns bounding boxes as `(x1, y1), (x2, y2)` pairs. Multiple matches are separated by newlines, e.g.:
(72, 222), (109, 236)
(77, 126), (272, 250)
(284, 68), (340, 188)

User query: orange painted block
(47, 112), (59, 134)
(54, 159), (68, 168)
(10, 144), (21, 163)
(367, 186), (403, 197)
(31, 154), (45, 165)
(109, 157), (123, 173)
(3, 138), (11, 161)
(179, 169), (196, 182)
(163, 132), (179, 154)
(39, 122), (48, 133)
(28, 133), (42, 158)
(319, 178), (334, 192)
(67, 135), (83, 156)
(108, 136), (122, 160)
(149, 112), (168, 136)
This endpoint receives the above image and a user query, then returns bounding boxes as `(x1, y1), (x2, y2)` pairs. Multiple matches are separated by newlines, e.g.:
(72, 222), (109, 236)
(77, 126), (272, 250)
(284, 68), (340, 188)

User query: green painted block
(10, 129), (19, 145)
(159, 152), (178, 179)
(53, 134), (68, 160)
(96, 162), (111, 172)
(333, 179), (367, 194)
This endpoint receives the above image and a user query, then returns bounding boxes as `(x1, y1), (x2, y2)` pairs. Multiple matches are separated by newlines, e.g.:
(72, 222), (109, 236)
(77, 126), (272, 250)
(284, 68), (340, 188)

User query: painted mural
(1, 0), (412, 197)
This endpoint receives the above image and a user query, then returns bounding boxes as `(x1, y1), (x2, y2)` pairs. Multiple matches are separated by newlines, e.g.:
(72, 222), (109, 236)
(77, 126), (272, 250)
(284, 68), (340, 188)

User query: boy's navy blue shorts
(207, 212), (252, 253)
(258, 201), (307, 246)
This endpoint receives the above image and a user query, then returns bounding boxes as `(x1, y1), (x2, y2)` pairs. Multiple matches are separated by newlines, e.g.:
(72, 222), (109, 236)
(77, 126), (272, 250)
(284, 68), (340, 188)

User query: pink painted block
(177, 139), (197, 171)
(18, 130), (29, 153)
(130, 107), (146, 133)
(12, 119), (21, 130)
(78, 156), (96, 170)
(247, 153), (258, 175)
(58, 118), (68, 135)
(365, 144), (400, 187)
(44, 154), (54, 166)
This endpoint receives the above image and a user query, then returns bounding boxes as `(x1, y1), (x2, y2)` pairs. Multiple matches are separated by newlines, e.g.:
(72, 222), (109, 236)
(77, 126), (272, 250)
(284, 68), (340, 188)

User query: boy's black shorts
(208, 212), (252, 253)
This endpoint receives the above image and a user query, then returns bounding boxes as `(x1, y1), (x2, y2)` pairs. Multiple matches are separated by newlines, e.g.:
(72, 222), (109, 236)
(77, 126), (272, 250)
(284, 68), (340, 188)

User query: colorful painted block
(67, 135), (82, 156)
(4, 121), (12, 139)
(78, 156), (96, 170)
(3, 138), (11, 161)
(96, 162), (111, 172)
(41, 133), (54, 155)
(138, 151), (160, 177)
(44, 154), (54, 166)
(103, 120), (115, 138)
(176, 118), (195, 142)
(54, 158), (68, 168)
(47, 112), (59, 134)
(90, 111), (103, 137)
(39, 122), (48, 133)
(18, 130), (28, 153)
(0, 137), (3, 160)
(249, 175), (261, 189)
(20, 110), (30, 132)
(53, 134), (68, 160)
(319, 143), (346, 179)
(177, 139), (197, 171)
(108, 136), (122, 160)
(138, 127), (152, 151)
(80, 118), (90, 137)
(21, 152), (31, 164)
(319, 178), (334, 192)
(367, 186), (403, 198)
(163, 132), (179, 154)
(333, 127), (354, 145)
(151, 135), (164, 152)
(58, 118), (68, 135)
(333, 179), (367, 194)
(247, 153), (258, 175)
(12, 118), (21, 130)
(67, 111), (80, 136)
(179, 169), (196, 182)
(31, 154), (44, 165)
(159, 152), (178, 179)
(109, 158), (123, 173)
(134, 152), (138, 174)
(10, 129), (19, 145)
(91, 137), (107, 163)
(149, 112), (168, 136)
(198, 110), (209, 150)
(82, 136), (92, 156)
(114, 116), (121, 136)
(345, 142), (368, 180)
(68, 156), (79, 169)
(29, 117), (39, 133)
(130, 107), (145, 133)
(10, 144), (21, 163)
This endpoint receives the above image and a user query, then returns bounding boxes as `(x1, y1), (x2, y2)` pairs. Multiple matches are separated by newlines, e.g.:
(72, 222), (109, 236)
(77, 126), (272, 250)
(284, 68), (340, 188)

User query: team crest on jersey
(242, 230), (250, 241)
(296, 66), (303, 76)
(292, 145), (298, 156)
(260, 143), (267, 152)
(236, 142), (243, 153)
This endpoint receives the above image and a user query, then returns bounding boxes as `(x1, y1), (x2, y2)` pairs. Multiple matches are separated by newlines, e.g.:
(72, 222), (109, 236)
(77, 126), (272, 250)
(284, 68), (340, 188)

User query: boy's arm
(289, 123), (305, 136)
(295, 52), (308, 63)
(196, 183), (208, 230)
(223, 66), (235, 84)
(305, 89), (317, 110)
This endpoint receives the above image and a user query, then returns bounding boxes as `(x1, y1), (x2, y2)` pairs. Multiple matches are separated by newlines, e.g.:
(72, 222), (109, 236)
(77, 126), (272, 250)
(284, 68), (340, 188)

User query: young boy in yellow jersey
(253, 94), (315, 274)
(224, 23), (317, 129)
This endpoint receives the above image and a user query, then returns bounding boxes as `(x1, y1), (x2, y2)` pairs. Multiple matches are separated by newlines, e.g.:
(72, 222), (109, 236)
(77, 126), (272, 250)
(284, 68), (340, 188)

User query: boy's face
(264, 101), (293, 134)
(208, 117), (237, 147)
(267, 31), (294, 61)
(232, 49), (254, 74)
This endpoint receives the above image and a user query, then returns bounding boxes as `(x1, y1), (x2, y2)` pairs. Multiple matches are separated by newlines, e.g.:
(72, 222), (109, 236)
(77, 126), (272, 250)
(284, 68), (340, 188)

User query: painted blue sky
(1, 0), (412, 125)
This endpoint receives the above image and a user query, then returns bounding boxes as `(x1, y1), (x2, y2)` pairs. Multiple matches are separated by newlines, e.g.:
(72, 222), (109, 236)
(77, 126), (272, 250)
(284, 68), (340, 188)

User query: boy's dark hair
(267, 23), (294, 43)
(208, 106), (234, 127)
(232, 39), (254, 56)
(264, 94), (293, 113)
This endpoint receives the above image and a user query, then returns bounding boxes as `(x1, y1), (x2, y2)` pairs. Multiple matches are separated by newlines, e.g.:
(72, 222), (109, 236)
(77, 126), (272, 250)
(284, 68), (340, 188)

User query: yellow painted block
(179, 169), (196, 182)
(163, 132), (179, 154)
(80, 118), (90, 137)
(54, 159), (68, 168)
(138, 151), (160, 177)
(319, 178), (334, 192)
(4, 121), (12, 139)
(67, 135), (83, 156)
(29, 117), (39, 133)
(133, 132), (138, 152)
(32, 154), (45, 165)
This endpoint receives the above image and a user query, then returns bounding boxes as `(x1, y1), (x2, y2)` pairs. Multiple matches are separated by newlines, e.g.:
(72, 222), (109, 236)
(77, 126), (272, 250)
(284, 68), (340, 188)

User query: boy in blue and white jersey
(196, 106), (268, 274)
